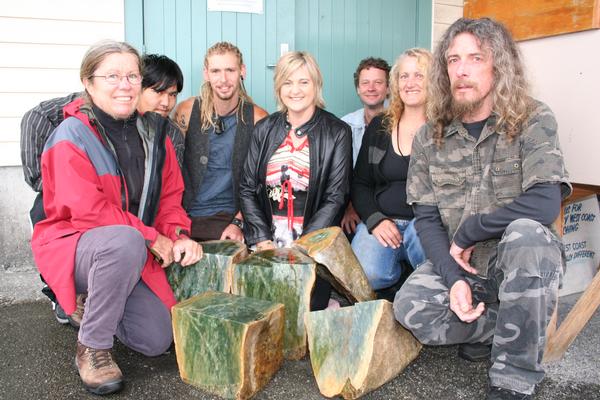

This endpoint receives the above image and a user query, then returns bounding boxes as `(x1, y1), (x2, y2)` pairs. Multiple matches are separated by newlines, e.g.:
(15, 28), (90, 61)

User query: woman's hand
(372, 220), (402, 249)
(341, 202), (361, 234)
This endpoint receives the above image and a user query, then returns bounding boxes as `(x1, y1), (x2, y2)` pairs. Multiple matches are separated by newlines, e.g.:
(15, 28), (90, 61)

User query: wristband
(230, 217), (244, 230)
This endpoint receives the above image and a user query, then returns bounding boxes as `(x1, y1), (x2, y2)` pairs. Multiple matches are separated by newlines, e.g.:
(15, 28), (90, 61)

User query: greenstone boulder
(232, 248), (316, 360)
(168, 240), (248, 301)
(172, 291), (284, 400)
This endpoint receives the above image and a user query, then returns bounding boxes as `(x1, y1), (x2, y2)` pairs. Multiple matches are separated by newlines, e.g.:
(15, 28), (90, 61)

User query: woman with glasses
(31, 40), (202, 395)
(351, 48), (431, 299)
(239, 51), (352, 310)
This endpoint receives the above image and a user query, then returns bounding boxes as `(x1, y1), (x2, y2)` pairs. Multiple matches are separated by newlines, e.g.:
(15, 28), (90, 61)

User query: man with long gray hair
(393, 18), (571, 400)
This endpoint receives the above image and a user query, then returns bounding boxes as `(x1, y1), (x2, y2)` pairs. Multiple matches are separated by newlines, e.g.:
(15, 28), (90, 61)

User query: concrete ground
(1, 266), (599, 400)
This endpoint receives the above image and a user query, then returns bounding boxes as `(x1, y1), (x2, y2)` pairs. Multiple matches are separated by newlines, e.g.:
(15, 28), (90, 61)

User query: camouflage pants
(393, 219), (563, 394)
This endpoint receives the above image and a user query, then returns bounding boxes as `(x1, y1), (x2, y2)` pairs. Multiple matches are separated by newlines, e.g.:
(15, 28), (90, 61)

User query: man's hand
(256, 240), (276, 251)
(372, 220), (402, 249)
(220, 224), (244, 242)
(172, 238), (203, 267)
(150, 234), (174, 267)
(341, 202), (361, 234)
(449, 280), (485, 323)
(449, 242), (477, 274)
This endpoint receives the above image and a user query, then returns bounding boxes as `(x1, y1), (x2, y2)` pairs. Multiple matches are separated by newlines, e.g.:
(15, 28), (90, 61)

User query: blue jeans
(351, 219), (425, 290)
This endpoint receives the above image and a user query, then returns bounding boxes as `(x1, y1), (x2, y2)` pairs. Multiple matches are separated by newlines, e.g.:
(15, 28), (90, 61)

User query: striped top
(265, 129), (310, 247)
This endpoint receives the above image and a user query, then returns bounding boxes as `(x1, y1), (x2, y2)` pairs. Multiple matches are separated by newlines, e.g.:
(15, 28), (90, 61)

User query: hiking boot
(68, 294), (86, 329)
(458, 342), (492, 362)
(53, 301), (69, 325)
(487, 385), (532, 400)
(75, 341), (123, 395)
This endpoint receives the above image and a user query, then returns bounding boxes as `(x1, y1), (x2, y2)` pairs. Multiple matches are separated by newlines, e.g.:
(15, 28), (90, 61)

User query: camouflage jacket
(407, 100), (572, 276)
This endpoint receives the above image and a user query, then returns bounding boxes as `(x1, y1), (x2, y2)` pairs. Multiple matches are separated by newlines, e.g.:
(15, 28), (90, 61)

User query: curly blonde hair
(428, 18), (534, 145)
(382, 48), (432, 133)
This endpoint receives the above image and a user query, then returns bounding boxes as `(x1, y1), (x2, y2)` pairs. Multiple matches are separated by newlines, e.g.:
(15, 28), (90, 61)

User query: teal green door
(125, 0), (295, 112)
(125, 0), (431, 115)
(295, 0), (432, 116)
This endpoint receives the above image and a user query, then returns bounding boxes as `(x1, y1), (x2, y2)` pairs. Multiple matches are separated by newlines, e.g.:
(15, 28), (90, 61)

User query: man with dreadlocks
(173, 42), (268, 242)
(393, 18), (571, 400)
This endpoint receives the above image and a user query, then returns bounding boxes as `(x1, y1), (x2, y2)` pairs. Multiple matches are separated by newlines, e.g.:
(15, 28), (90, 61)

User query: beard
(215, 90), (235, 101)
(450, 79), (489, 118)
(451, 96), (486, 118)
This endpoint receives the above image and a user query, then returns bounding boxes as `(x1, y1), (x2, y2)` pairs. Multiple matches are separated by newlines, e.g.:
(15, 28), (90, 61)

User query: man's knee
(99, 226), (147, 266)
(503, 218), (553, 246)
(500, 219), (562, 275)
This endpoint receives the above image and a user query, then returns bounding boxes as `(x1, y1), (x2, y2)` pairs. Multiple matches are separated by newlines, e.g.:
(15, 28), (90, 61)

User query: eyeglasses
(90, 73), (142, 85)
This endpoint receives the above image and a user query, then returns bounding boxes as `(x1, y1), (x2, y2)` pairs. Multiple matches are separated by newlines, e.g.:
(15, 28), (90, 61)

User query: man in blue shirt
(173, 42), (267, 242)
(340, 57), (390, 235)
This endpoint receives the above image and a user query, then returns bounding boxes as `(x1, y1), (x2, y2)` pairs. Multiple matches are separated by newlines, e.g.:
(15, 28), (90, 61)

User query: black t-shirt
(376, 140), (413, 219)
(463, 118), (488, 140)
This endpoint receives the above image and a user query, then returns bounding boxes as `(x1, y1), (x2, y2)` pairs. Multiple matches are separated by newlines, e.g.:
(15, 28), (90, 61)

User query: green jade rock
(168, 240), (248, 301)
(232, 248), (316, 360)
(172, 291), (284, 400)
(293, 227), (376, 303)
(305, 300), (422, 399)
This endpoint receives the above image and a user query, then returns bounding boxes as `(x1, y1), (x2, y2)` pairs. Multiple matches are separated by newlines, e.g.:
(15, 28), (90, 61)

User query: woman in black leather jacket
(239, 51), (352, 310)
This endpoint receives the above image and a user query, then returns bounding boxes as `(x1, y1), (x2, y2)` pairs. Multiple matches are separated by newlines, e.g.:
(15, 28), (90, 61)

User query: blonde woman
(351, 48), (432, 297)
(239, 51), (352, 310)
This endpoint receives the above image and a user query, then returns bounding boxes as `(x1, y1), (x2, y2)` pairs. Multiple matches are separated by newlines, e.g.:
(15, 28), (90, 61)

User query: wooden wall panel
(464, 0), (600, 41)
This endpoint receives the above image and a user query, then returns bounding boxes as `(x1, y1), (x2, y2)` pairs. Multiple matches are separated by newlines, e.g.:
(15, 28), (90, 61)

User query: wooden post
(544, 263), (600, 362)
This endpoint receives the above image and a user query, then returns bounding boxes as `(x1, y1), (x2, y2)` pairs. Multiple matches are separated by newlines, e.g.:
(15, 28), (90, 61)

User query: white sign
(207, 0), (263, 14)
(560, 195), (600, 296)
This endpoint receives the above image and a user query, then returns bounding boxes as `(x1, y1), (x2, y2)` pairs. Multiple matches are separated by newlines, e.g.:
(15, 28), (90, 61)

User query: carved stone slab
(232, 248), (316, 360)
(168, 240), (248, 301)
(293, 227), (376, 303)
(305, 300), (422, 399)
(172, 291), (284, 400)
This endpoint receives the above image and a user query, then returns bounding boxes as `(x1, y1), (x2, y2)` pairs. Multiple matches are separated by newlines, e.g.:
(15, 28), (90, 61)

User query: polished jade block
(232, 248), (316, 360)
(305, 300), (422, 399)
(172, 291), (284, 400)
(168, 240), (248, 301)
(293, 226), (376, 303)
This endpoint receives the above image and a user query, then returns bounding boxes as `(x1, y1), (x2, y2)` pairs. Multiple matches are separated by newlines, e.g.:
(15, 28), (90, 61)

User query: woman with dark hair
(351, 48), (432, 296)
(31, 40), (202, 395)
(239, 51), (352, 310)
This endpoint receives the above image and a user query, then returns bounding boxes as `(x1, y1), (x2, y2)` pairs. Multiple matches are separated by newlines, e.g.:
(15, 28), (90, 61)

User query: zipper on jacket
(92, 118), (129, 211)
